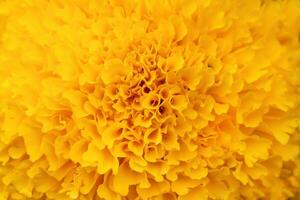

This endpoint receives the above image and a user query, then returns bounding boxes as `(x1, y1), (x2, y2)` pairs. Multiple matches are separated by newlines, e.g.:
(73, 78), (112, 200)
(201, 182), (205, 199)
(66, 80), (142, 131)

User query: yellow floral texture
(0, 0), (300, 199)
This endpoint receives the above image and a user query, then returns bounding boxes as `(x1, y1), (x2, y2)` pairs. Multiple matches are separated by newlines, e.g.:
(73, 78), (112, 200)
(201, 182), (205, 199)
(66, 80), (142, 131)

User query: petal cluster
(0, 0), (300, 199)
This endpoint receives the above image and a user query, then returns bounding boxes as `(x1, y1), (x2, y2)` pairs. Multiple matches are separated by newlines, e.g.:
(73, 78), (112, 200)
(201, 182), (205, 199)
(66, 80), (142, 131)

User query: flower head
(0, 0), (300, 199)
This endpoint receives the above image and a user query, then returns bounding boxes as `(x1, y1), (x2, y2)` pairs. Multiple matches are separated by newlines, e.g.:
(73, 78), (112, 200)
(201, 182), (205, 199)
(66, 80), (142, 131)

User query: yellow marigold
(0, 0), (300, 199)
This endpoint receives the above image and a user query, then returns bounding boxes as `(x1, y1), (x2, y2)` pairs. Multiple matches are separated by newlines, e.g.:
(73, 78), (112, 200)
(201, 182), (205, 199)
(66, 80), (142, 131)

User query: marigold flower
(0, 0), (300, 199)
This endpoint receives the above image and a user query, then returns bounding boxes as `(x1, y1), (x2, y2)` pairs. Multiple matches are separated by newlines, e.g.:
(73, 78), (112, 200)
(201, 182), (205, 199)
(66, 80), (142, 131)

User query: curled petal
(169, 95), (188, 112)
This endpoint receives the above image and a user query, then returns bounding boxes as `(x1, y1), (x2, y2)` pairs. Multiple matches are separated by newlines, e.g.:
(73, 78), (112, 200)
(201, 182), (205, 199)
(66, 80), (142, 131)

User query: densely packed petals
(0, 0), (300, 199)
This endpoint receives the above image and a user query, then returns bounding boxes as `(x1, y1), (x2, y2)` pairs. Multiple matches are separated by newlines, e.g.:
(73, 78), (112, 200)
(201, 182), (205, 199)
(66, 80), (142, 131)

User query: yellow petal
(243, 136), (272, 167)
(171, 16), (187, 42)
(207, 179), (229, 199)
(166, 54), (185, 71)
(102, 124), (123, 148)
(171, 176), (202, 195)
(112, 162), (143, 196)
(101, 59), (132, 84)
(137, 180), (170, 199)
(140, 92), (161, 110)
(19, 122), (43, 161)
(179, 186), (208, 200)
(169, 94), (188, 112)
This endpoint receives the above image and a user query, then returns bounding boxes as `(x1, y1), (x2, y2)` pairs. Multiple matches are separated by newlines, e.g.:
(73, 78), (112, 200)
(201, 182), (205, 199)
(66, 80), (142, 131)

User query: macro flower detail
(0, 0), (300, 200)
